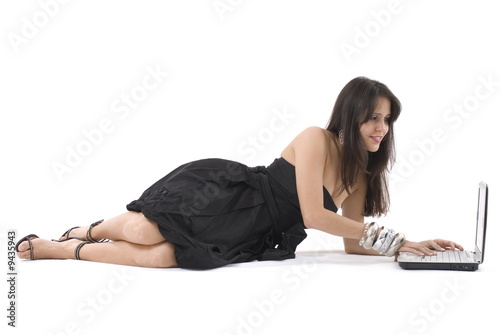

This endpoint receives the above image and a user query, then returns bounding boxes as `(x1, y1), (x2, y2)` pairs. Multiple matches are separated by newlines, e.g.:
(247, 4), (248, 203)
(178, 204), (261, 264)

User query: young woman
(16, 77), (463, 269)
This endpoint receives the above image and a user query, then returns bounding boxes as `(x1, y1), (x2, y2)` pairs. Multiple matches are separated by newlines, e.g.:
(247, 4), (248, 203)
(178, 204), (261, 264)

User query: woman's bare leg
(16, 238), (178, 268)
(78, 240), (178, 268)
(17, 211), (178, 267)
(61, 211), (165, 245)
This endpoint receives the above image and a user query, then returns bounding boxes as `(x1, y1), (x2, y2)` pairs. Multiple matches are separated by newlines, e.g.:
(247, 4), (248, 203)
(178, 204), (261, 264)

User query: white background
(1, 1), (499, 334)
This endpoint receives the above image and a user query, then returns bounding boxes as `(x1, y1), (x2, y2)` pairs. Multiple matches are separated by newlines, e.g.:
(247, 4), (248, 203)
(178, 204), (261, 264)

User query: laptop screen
(474, 181), (488, 263)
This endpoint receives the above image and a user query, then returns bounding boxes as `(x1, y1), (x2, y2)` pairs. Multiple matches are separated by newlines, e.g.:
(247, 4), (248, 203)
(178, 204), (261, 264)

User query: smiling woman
(16, 76), (463, 269)
(325, 76), (401, 217)
(359, 98), (391, 151)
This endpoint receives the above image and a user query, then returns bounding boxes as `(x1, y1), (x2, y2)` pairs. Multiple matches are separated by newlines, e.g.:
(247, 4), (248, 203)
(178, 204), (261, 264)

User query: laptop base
(398, 261), (479, 271)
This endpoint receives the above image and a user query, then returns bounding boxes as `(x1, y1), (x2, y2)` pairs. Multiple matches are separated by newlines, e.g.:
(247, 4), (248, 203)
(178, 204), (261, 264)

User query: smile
(370, 136), (383, 143)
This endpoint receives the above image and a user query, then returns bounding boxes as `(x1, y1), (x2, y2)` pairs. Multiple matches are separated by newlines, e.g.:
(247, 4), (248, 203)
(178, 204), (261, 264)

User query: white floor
(6, 235), (499, 335)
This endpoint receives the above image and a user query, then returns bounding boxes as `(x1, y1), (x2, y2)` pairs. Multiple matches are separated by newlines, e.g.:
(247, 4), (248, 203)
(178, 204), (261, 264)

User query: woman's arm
(341, 179), (464, 256)
(341, 178), (382, 255)
(292, 127), (365, 240)
(291, 127), (463, 257)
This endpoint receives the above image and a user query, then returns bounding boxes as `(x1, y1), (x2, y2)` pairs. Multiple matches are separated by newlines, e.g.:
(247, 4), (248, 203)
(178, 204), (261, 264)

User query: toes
(18, 252), (30, 259)
(17, 242), (32, 259)
(16, 241), (30, 253)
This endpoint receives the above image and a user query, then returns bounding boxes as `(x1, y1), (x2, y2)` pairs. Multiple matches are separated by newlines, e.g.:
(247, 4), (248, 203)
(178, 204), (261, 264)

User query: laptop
(398, 181), (488, 271)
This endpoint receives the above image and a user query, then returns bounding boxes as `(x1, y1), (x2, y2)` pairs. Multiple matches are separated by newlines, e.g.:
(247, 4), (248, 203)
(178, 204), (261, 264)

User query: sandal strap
(52, 237), (84, 242)
(86, 219), (105, 243)
(27, 236), (35, 260)
(60, 226), (80, 240)
(15, 234), (39, 260)
(74, 241), (91, 260)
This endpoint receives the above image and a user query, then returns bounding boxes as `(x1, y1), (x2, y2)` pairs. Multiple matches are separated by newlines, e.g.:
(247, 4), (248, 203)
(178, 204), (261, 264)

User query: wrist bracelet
(358, 222), (406, 257)
(359, 222), (379, 249)
(378, 229), (396, 254)
(384, 233), (406, 257)
(372, 228), (388, 251)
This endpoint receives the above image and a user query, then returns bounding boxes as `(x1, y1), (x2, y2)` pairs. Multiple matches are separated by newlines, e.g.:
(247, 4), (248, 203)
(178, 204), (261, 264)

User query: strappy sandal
(15, 234), (39, 260)
(16, 234), (86, 260)
(74, 241), (91, 260)
(55, 238), (90, 260)
(58, 219), (109, 243)
(86, 220), (109, 243)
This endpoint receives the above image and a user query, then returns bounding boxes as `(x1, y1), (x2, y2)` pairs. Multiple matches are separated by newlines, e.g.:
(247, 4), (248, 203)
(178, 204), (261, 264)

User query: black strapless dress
(126, 157), (338, 269)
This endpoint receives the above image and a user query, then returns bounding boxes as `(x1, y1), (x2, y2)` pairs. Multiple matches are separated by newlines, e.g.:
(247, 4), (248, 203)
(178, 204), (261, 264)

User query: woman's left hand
(398, 239), (464, 257)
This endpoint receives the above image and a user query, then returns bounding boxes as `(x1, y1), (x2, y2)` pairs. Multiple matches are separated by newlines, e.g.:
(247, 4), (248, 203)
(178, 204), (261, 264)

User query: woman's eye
(369, 115), (391, 122)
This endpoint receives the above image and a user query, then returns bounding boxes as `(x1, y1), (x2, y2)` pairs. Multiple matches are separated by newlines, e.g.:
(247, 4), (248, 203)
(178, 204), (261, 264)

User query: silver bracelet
(359, 222), (405, 256)
(384, 233), (406, 257)
(378, 229), (396, 254)
(372, 228), (388, 251)
(359, 222), (379, 249)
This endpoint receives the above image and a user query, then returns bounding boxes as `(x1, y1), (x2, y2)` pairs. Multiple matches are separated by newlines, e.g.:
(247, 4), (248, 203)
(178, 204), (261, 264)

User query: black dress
(126, 157), (338, 269)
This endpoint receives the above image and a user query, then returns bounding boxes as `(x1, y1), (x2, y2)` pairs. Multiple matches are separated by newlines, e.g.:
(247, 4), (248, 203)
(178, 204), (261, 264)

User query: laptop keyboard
(421, 250), (474, 263)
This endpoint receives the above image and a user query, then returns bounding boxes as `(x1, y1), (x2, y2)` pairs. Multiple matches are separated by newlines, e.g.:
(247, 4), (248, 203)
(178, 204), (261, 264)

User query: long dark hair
(325, 77), (401, 217)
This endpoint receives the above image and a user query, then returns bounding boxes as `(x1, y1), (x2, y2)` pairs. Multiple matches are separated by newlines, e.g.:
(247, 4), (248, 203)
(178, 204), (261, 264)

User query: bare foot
(17, 237), (82, 260)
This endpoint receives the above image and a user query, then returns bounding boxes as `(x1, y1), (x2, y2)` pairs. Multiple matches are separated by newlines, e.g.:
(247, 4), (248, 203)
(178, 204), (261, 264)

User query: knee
(141, 242), (178, 268)
(123, 219), (146, 242)
(123, 214), (161, 244)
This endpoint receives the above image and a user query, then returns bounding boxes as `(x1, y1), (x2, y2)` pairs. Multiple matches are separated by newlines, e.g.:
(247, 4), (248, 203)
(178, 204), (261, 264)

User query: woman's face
(359, 97), (391, 152)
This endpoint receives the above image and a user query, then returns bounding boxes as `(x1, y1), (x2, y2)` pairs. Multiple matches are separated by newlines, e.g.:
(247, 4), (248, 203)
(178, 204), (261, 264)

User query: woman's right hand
(398, 239), (464, 256)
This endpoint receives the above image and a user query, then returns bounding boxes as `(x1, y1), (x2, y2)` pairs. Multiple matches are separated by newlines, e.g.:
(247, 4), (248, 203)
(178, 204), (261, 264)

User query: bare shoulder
(297, 126), (331, 140)
(281, 126), (333, 164)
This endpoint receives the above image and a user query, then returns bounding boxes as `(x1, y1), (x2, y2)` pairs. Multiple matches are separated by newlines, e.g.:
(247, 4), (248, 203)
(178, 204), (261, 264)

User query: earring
(339, 130), (344, 145)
